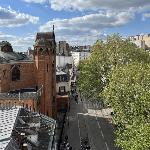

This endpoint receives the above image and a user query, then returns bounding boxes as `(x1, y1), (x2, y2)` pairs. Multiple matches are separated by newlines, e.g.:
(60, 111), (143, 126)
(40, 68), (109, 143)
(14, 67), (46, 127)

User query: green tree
(77, 34), (150, 150)
(103, 63), (150, 150)
(78, 34), (150, 101)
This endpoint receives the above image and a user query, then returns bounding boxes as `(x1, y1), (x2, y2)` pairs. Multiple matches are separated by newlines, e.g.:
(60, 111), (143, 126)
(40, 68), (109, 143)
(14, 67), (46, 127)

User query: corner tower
(34, 30), (56, 118)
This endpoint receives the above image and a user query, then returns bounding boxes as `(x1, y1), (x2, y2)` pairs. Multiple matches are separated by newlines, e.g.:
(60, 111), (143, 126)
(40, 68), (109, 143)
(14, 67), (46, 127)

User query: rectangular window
(59, 86), (66, 93)
(56, 75), (60, 82)
(53, 96), (55, 102)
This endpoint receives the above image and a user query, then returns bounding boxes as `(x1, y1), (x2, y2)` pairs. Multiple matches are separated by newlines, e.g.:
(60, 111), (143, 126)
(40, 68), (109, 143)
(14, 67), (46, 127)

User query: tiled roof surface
(0, 107), (56, 150)
(0, 106), (20, 150)
(36, 32), (54, 41)
(0, 51), (32, 64)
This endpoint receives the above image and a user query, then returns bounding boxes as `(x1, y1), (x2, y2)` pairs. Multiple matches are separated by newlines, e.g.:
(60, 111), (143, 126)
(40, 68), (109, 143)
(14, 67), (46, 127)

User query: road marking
(82, 102), (96, 150)
(101, 130), (104, 139)
(97, 118), (101, 129)
(105, 142), (110, 150)
(95, 103), (110, 150)
(77, 114), (81, 146)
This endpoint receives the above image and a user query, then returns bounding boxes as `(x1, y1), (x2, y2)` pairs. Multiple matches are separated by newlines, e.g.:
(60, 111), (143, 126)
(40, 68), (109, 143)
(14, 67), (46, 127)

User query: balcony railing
(0, 87), (43, 100)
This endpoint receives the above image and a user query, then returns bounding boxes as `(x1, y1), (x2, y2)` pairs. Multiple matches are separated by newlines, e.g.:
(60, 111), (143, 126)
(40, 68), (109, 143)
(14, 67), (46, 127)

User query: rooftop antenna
(53, 25), (56, 45)
(53, 25), (54, 32)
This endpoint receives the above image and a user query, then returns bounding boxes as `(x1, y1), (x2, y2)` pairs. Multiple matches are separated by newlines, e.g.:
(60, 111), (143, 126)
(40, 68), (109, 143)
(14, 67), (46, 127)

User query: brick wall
(0, 62), (36, 92)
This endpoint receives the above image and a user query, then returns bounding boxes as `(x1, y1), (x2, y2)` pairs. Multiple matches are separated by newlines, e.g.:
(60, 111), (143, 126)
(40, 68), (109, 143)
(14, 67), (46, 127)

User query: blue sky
(0, 0), (150, 51)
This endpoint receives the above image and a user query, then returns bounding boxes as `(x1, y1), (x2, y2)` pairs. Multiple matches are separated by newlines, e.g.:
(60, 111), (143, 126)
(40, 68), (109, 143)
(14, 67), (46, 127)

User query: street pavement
(63, 87), (120, 150)
(63, 94), (86, 150)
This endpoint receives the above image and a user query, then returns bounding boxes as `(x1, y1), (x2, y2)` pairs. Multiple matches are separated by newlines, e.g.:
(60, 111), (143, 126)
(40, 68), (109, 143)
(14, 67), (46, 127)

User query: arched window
(12, 66), (20, 81)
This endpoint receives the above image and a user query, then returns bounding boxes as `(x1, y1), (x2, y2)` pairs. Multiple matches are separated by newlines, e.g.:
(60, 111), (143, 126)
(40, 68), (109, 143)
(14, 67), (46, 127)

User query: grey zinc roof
(1, 107), (56, 150)
(0, 106), (20, 150)
(0, 51), (33, 64)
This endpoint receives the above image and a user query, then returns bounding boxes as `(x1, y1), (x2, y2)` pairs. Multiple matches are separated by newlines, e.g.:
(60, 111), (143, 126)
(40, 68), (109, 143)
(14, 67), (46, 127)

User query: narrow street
(63, 86), (120, 150)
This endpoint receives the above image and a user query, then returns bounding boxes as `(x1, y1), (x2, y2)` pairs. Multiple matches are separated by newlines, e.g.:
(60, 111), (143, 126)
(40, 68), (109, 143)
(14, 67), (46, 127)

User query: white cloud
(49, 0), (150, 11)
(23, 0), (47, 4)
(39, 11), (133, 45)
(142, 13), (150, 21)
(0, 6), (39, 27)
(22, 0), (150, 12)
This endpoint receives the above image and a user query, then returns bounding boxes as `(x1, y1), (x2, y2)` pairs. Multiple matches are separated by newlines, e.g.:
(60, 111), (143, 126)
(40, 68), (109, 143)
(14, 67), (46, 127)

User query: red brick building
(0, 30), (57, 118)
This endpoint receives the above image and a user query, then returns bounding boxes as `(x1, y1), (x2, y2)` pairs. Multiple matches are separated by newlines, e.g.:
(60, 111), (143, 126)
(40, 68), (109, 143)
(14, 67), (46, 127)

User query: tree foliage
(103, 63), (150, 150)
(77, 34), (150, 150)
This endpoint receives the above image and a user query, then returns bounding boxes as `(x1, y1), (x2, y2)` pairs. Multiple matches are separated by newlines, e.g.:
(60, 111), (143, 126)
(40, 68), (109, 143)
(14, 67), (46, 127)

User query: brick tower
(34, 28), (57, 118)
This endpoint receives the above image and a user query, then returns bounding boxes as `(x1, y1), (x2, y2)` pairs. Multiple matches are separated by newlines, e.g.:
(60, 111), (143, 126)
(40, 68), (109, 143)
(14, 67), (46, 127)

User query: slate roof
(36, 32), (54, 41)
(0, 106), (20, 150)
(35, 32), (56, 47)
(0, 41), (32, 64)
(0, 88), (41, 100)
(0, 51), (32, 64)
(34, 38), (52, 47)
(0, 107), (56, 150)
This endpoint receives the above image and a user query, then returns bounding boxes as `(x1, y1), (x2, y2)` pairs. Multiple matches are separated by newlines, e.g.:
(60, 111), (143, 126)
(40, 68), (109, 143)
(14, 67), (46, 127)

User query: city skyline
(0, 0), (150, 51)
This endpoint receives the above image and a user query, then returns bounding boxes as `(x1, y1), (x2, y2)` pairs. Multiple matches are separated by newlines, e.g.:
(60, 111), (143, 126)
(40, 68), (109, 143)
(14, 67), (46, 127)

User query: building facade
(129, 34), (150, 50)
(71, 51), (91, 67)
(70, 45), (91, 52)
(56, 71), (70, 112)
(0, 30), (57, 118)
(56, 41), (71, 56)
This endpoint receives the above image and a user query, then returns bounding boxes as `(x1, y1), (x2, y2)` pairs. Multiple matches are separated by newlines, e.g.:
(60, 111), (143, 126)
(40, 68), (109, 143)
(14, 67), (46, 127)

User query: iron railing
(0, 86), (43, 100)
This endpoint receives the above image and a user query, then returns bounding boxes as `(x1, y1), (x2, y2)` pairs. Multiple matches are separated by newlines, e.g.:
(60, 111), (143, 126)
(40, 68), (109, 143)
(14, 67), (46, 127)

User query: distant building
(27, 47), (34, 56)
(70, 45), (91, 52)
(0, 30), (57, 118)
(71, 51), (91, 67)
(56, 41), (71, 56)
(56, 55), (73, 68)
(0, 106), (56, 150)
(56, 70), (70, 112)
(129, 34), (150, 50)
(56, 55), (73, 78)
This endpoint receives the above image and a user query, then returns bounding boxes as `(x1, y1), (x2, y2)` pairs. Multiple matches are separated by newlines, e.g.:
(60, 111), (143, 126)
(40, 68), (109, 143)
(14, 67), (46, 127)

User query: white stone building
(56, 55), (73, 68)
(129, 34), (150, 50)
(71, 51), (91, 67)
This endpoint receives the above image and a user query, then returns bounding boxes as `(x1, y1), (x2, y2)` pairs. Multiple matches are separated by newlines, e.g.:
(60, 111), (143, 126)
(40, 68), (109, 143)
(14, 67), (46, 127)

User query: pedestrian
(63, 141), (66, 147)
(68, 102), (70, 111)
(75, 97), (78, 104)
(65, 135), (68, 141)
(86, 145), (90, 149)
(66, 142), (70, 147)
